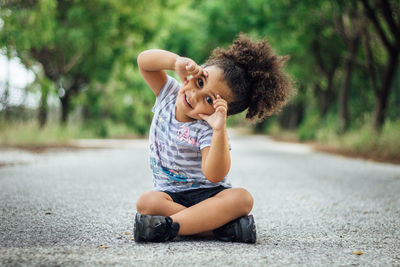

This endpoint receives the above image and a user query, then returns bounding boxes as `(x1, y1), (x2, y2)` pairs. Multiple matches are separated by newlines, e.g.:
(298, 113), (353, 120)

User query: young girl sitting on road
(134, 34), (292, 243)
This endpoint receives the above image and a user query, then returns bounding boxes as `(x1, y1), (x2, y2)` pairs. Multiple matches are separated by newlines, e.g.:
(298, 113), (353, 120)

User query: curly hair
(205, 34), (293, 120)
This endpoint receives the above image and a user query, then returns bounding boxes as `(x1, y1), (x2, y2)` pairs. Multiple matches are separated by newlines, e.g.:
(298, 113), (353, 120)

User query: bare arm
(137, 49), (204, 96)
(201, 129), (231, 183)
(137, 49), (178, 96)
(200, 96), (231, 183)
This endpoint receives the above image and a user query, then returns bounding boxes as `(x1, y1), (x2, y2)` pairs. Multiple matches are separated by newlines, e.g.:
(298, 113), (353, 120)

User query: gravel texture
(1, 134), (399, 266)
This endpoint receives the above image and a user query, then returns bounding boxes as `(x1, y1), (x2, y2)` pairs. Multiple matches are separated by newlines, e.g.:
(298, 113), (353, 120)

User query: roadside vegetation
(267, 117), (400, 164)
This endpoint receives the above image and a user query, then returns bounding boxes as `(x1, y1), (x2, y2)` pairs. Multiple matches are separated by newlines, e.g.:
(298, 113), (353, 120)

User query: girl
(134, 34), (292, 243)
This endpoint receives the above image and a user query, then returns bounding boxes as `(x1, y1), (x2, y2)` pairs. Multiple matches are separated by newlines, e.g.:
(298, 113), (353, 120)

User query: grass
(268, 118), (400, 164)
(0, 120), (143, 147)
(0, 121), (95, 146)
(329, 120), (400, 163)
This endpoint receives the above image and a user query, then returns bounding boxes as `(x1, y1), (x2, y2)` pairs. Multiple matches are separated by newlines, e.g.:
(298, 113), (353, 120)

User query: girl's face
(175, 65), (232, 122)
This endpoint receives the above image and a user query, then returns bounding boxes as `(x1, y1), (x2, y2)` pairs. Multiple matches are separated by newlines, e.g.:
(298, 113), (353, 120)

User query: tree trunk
(38, 91), (48, 128)
(373, 52), (399, 131)
(338, 64), (350, 132)
(38, 79), (51, 128)
(3, 54), (11, 121)
(325, 73), (335, 117)
(277, 103), (302, 130)
(312, 39), (339, 118)
(60, 91), (70, 124)
(359, 0), (400, 131)
(339, 37), (360, 132)
(254, 121), (265, 133)
(315, 79), (334, 118)
(287, 103), (304, 129)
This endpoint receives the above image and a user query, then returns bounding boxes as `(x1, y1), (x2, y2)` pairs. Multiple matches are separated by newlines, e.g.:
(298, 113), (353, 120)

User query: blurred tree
(0, 47), (11, 120)
(0, 0), (161, 125)
(255, 1), (345, 132)
(37, 77), (52, 127)
(334, 1), (365, 132)
(359, 0), (400, 131)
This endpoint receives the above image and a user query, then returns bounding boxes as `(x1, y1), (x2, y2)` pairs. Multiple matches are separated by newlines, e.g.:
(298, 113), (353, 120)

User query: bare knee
(225, 188), (254, 215)
(136, 191), (170, 215)
(136, 191), (153, 214)
(236, 188), (254, 215)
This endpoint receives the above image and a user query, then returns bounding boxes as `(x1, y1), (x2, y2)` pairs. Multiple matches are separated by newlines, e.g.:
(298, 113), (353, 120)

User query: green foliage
(0, 0), (164, 123)
(297, 111), (319, 141)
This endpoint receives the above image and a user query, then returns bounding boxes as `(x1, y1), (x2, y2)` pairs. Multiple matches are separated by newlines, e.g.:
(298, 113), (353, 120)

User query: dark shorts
(162, 186), (228, 207)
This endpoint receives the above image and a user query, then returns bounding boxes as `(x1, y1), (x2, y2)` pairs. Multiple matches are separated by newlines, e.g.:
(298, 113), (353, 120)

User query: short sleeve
(152, 75), (181, 113)
(198, 127), (232, 151)
(197, 126), (213, 150)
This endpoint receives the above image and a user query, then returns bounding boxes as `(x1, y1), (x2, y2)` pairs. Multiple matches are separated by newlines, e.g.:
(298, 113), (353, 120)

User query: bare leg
(136, 188), (254, 236)
(170, 188), (253, 235)
(136, 191), (186, 216)
(136, 191), (213, 237)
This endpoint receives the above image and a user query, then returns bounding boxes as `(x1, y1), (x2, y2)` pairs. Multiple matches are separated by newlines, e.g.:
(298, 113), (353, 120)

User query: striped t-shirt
(149, 75), (231, 192)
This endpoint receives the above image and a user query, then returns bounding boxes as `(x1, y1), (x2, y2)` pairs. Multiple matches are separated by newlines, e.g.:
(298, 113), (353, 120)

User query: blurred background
(0, 0), (399, 162)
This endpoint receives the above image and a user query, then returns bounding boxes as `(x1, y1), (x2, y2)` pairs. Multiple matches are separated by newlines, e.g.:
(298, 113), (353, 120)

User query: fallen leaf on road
(130, 238), (135, 241)
(125, 231), (132, 235)
(99, 245), (110, 249)
(353, 250), (363, 255)
(362, 211), (378, 215)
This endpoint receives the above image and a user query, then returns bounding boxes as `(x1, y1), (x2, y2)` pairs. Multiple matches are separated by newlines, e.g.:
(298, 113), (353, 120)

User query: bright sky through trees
(0, 54), (37, 107)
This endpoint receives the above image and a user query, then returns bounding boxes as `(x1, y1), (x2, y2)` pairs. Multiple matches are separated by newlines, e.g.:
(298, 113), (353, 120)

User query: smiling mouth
(184, 94), (193, 109)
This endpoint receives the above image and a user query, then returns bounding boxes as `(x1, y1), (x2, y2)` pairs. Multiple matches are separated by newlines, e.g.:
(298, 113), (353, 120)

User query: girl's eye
(205, 96), (213, 105)
(197, 78), (204, 88)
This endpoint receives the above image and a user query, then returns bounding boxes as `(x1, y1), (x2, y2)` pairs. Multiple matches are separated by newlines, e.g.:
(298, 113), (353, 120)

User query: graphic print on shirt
(151, 115), (190, 183)
(156, 116), (168, 134)
(150, 157), (188, 182)
(175, 125), (199, 146)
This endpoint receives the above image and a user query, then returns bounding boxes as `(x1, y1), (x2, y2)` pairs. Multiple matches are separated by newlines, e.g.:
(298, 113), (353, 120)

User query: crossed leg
(136, 188), (253, 235)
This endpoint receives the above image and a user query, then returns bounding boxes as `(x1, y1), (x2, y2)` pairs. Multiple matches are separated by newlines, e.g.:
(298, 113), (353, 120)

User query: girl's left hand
(199, 95), (228, 131)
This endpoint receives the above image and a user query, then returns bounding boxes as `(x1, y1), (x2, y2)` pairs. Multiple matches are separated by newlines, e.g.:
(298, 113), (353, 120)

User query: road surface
(1, 134), (399, 266)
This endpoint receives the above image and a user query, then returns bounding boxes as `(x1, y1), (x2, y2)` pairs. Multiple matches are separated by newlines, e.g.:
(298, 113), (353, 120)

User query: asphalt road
(1, 134), (399, 266)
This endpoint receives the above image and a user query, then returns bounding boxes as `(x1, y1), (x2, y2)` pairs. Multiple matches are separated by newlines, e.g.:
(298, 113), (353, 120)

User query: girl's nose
(190, 90), (202, 103)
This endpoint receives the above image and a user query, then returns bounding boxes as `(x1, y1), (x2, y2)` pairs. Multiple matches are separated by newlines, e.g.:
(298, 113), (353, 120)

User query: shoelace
(152, 217), (174, 242)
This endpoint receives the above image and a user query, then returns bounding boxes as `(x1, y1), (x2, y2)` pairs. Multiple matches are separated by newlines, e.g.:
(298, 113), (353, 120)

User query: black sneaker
(213, 215), (256, 243)
(134, 213), (180, 242)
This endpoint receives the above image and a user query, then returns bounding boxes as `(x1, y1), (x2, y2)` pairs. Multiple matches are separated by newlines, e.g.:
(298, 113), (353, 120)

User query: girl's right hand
(175, 57), (204, 84)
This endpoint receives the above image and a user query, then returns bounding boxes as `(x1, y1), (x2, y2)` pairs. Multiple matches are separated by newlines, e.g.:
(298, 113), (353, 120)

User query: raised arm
(137, 49), (178, 96)
(137, 49), (204, 96)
